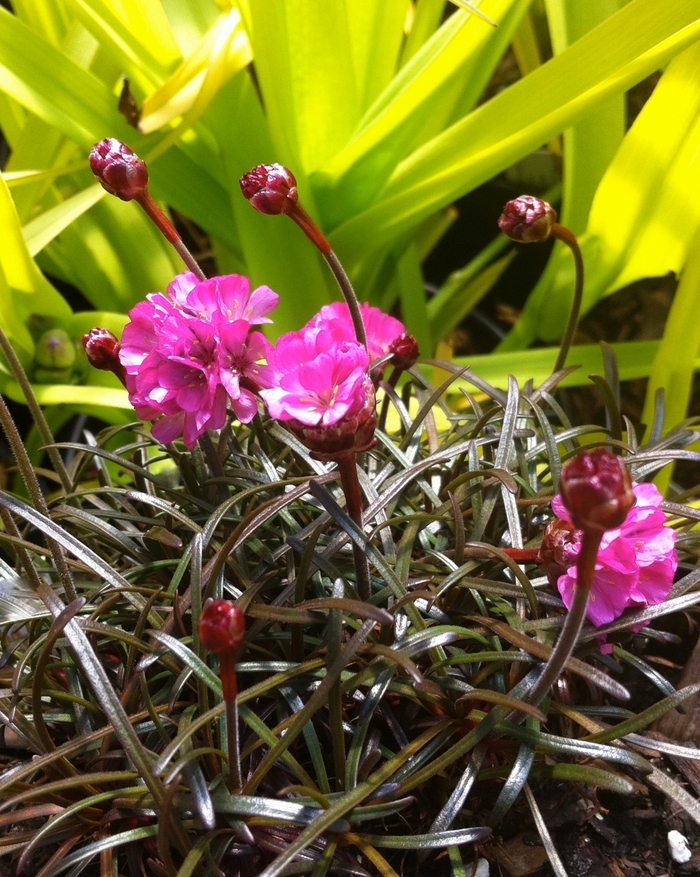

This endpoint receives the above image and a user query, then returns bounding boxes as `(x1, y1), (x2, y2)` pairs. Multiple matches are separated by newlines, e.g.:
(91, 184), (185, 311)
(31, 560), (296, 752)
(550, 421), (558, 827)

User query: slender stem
(0, 393), (78, 603)
(0, 324), (72, 493)
(337, 456), (371, 602)
(135, 191), (206, 281)
(220, 653), (242, 792)
(551, 222), (584, 375)
(524, 529), (602, 709)
(322, 251), (368, 350)
(287, 203), (368, 350)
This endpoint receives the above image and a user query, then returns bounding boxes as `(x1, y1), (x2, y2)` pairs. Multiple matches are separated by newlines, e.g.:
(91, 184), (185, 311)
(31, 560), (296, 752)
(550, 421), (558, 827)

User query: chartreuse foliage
(0, 325), (699, 874)
(0, 0), (699, 429)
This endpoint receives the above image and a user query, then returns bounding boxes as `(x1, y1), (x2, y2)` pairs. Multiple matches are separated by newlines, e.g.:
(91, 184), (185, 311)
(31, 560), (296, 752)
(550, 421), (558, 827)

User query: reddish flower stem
(287, 203), (368, 351)
(550, 222), (584, 375)
(135, 191), (207, 281)
(525, 529), (602, 709)
(219, 651), (242, 792)
(337, 456), (371, 602)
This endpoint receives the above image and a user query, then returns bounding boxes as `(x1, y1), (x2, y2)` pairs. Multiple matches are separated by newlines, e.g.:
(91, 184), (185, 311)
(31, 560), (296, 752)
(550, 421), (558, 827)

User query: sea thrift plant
(118, 272), (277, 448)
(542, 482), (678, 627)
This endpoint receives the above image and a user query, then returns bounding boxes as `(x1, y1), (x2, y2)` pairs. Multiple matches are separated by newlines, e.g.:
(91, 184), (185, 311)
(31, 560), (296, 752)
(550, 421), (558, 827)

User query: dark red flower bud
(559, 449), (634, 534)
(199, 600), (245, 656)
(498, 195), (557, 243)
(389, 333), (419, 371)
(239, 163), (298, 215)
(82, 328), (127, 386)
(89, 138), (149, 201)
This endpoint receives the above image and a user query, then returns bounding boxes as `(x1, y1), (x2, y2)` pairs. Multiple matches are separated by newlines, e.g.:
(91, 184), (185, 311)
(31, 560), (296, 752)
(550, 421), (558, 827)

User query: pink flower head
(543, 482), (677, 628)
(166, 272), (279, 325)
(304, 303), (417, 377)
(260, 326), (376, 459)
(117, 272), (278, 448)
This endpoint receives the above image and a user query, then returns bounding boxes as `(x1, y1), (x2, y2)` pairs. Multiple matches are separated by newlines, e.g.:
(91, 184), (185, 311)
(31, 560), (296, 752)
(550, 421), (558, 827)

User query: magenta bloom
(545, 482), (677, 627)
(118, 273), (277, 448)
(260, 326), (376, 458)
(304, 303), (415, 375)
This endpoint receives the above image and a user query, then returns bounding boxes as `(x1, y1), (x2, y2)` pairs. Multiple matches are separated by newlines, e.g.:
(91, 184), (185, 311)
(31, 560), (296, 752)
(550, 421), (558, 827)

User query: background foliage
(0, 0), (699, 435)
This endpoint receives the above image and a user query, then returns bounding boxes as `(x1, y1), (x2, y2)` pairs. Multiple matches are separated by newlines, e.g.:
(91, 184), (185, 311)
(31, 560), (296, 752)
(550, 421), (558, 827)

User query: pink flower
(542, 482), (677, 627)
(305, 303), (416, 375)
(167, 272), (278, 325)
(118, 272), (278, 448)
(260, 325), (376, 459)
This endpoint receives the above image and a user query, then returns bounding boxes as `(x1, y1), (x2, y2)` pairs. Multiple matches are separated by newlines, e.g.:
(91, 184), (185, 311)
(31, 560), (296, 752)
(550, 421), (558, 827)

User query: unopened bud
(198, 600), (245, 655)
(35, 328), (76, 370)
(498, 195), (556, 243)
(89, 138), (149, 201)
(239, 164), (298, 216)
(559, 449), (634, 533)
(82, 328), (127, 385)
(389, 333), (419, 371)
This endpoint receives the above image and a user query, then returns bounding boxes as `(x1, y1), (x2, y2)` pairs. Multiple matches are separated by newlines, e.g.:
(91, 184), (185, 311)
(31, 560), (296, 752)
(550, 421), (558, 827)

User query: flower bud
(82, 328), (127, 385)
(198, 600), (245, 655)
(559, 449), (634, 534)
(239, 163), (298, 215)
(498, 195), (557, 243)
(35, 328), (76, 370)
(389, 333), (419, 371)
(89, 138), (149, 201)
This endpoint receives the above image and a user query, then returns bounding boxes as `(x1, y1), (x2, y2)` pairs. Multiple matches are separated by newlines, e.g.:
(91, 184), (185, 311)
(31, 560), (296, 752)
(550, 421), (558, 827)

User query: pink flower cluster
(259, 302), (407, 457)
(119, 273), (277, 448)
(113, 272), (415, 454)
(541, 482), (677, 627)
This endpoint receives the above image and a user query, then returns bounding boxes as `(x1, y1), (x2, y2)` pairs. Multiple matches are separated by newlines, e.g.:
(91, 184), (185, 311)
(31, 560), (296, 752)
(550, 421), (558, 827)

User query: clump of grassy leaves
(0, 352), (699, 877)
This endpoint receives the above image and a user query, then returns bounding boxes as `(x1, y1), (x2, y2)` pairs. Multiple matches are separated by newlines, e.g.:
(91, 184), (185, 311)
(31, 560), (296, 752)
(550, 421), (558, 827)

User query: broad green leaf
(2, 381), (132, 418)
(315, 0), (532, 226)
(61, 0), (177, 84)
(346, 0), (407, 114)
(450, 0), (498, 26)
(23, 183), (105, 256)
(642, 222), (700, 492)
(428, 248), (515, 340)
(401, 0), (447, 65)
(449, 339), (683, 394)
(544, 0), (623, 235)
(208, 73), (335, 336)
(0, 173), (71, 360)
(0, 89), (26, 149)
(504, 35), (700, 348)
(40, 191), (180, 310)
(139, 7), (251, 135)
(329, 0), (700, 270)
(0, 7), (238, 250)
(10, 0), (70, 45)
(244, 0), (360, 174)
